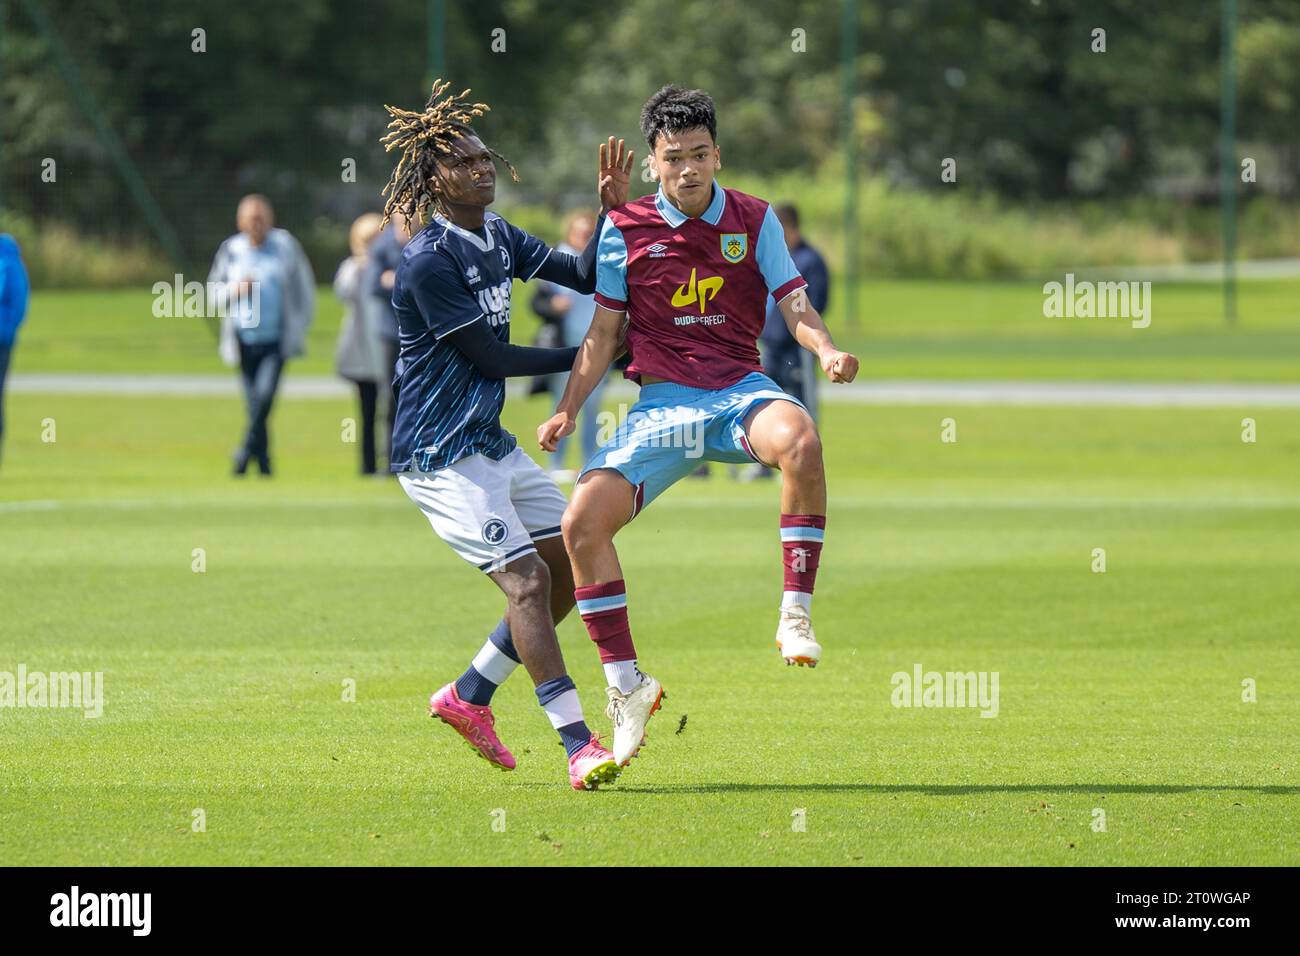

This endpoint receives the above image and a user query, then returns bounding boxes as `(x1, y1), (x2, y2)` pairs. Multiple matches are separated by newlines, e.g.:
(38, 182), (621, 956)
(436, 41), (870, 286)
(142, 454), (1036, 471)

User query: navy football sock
(535, 675), (591, 757)
(453, 620), (519, 705)
(454, 666), (496, 706)
(557, 720), (594, 758)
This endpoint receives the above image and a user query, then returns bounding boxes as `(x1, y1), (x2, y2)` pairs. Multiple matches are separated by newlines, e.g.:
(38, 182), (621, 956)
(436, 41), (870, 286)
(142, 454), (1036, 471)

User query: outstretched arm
(537, 304), (624, 451)
(777, 289), (859, 383)
(445, 319), (578, 380)
(531, 138), (634, 294)
(532, 212), (604, 294)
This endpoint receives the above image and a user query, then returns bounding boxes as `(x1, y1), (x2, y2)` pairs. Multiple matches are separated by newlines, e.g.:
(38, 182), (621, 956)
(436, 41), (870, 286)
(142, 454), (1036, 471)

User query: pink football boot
(568, 734), (620, 791)
(428, 682), (516, 771)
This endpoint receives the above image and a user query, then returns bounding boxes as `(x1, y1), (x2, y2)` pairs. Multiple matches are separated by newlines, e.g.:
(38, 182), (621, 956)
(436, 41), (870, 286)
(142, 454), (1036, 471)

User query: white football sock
(470, 639), (520, 685)
(540, 688), (585, 730)
(604, 660), (642, 694)
(782, 590), (813, 613)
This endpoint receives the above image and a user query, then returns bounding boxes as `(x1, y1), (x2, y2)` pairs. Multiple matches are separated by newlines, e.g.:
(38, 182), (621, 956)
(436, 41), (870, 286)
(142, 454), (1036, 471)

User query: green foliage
(720, 169), (1300, 279)
(4, 0), (1300, 269)
(0, 211), (170, 288)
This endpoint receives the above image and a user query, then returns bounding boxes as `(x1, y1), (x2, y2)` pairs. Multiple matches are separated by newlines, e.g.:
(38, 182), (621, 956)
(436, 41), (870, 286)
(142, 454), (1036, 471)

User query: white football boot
(604, 674), (665, 766)
(775, 605), (821, 667)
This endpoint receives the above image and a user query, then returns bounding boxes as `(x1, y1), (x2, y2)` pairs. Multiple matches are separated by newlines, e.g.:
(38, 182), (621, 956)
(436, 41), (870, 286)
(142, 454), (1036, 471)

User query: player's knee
(780, 423), (823, 472)
(561, 503), (605, 558)
(561, 509), (589, 559)
(507, 556), (551, 608)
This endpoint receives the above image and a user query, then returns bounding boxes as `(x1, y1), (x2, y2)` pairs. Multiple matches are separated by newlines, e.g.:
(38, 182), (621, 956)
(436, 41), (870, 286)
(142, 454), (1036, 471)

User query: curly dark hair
(639, 85), (717, 151)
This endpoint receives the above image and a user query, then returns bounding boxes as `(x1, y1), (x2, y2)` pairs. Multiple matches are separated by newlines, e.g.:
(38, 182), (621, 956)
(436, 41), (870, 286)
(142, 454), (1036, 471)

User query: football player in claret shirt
(538, 85), (860, 766)
(381, 82), (636, 790)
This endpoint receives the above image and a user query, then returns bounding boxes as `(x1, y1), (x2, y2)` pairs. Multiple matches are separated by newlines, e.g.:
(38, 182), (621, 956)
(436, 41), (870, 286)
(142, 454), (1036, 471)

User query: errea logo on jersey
(671, 268), (723, 314)
(465, 264), (480, 284)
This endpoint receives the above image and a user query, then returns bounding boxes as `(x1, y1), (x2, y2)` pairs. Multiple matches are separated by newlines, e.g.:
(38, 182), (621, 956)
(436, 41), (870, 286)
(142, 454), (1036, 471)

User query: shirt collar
(434, 213), (495, 253)
(655, 181), (726, 227)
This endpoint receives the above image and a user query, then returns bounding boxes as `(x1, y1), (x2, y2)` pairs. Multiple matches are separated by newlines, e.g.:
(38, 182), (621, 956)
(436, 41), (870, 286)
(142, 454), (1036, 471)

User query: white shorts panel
(399, 448), (566, 573)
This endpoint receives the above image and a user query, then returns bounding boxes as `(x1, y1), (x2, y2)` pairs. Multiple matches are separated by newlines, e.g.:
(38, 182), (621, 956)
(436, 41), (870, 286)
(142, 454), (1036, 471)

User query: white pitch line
(9, 373), (1300, 407)
(825, 380), (1300, 407)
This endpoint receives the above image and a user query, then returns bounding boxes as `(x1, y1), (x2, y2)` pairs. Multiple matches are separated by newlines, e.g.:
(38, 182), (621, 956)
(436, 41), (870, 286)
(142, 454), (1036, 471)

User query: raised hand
(599, 136), (634, 212)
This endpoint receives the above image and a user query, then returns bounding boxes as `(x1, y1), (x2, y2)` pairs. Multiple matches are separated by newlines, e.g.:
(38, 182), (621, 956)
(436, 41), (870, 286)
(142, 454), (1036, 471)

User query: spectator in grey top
(208, 194), (315, 476)
(366, 209), (410, 463)
(334, 212), (388, 475)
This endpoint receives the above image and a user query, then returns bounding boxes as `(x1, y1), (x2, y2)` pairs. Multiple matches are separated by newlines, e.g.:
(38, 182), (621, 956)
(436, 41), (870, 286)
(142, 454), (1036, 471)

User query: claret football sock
(780, 514), (825, 614)
(575, 580), (642, 694)
(535, 675), (592, 757)
(454, 618), (520, 706)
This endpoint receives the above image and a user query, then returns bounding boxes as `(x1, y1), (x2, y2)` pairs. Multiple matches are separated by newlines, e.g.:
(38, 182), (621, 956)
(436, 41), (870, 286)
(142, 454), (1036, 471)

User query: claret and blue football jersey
(593, 182), (808, 390)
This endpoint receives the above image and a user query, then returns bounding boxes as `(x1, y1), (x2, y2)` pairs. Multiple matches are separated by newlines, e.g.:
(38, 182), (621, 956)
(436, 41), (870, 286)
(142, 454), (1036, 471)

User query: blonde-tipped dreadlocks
(379, 80), (519, 233)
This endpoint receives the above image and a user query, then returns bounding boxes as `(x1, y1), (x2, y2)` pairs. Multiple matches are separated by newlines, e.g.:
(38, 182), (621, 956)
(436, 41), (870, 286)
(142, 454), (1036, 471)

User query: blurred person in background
(0, 234), (30, 472)
(532, 210), (603, 482)
(334, 212), (389, 475)
(210, 194), (316, 476)
(745, 202), (830, 480)
(367, 209), (411, 465)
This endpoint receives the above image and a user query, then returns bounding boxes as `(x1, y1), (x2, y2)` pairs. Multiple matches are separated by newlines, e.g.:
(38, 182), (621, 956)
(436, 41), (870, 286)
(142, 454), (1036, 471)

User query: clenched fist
(820, 349), (859, 383)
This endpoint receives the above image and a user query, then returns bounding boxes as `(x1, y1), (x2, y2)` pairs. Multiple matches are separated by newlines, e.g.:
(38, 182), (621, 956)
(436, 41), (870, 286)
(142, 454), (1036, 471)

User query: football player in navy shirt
(380, 82), (635, 790)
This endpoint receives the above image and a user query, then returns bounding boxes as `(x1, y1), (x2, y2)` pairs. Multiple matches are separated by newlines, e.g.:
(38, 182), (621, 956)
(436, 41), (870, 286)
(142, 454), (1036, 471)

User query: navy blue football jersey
(388, 212), (551, 473)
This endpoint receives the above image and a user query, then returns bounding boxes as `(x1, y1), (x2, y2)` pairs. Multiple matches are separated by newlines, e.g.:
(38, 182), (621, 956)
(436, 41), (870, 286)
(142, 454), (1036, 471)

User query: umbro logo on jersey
(647, 242), (669, 258)
(465, 264), (480, 284)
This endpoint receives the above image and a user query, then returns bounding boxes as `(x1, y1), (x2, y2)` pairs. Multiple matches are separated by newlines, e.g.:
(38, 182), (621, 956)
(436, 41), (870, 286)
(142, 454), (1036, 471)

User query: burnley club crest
(720, 233), (747, 264)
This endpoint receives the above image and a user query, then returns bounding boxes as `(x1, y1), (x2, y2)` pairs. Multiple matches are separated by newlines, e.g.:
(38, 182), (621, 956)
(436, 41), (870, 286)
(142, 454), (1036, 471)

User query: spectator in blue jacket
(0, 234), (31, 470)
(761, 203), (830, 411)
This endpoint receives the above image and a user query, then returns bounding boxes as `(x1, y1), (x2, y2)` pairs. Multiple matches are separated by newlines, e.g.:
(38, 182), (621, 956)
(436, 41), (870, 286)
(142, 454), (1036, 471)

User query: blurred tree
(1, 0), (1298, 271)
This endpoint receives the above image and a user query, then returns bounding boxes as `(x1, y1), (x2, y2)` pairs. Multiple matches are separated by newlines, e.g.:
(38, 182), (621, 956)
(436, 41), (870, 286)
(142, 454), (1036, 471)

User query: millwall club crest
(720, 233), (747, 264)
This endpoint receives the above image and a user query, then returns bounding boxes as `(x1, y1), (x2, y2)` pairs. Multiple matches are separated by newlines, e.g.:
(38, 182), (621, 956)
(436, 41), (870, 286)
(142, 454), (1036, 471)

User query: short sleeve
(407, 254), (485, 339)
(594, 218), (628, 311)
(504, 221), (551, 281)
(755, 205), (807, 304)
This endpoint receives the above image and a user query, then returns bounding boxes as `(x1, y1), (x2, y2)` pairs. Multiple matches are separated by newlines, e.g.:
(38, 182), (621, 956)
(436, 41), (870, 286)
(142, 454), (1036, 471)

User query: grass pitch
(0, 387), (1296, 865)
(13, 277), (1300, 382)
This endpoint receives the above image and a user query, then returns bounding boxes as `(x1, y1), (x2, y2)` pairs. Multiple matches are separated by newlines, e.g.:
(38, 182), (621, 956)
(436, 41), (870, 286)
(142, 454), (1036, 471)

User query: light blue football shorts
(579, 371), (806, 518)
